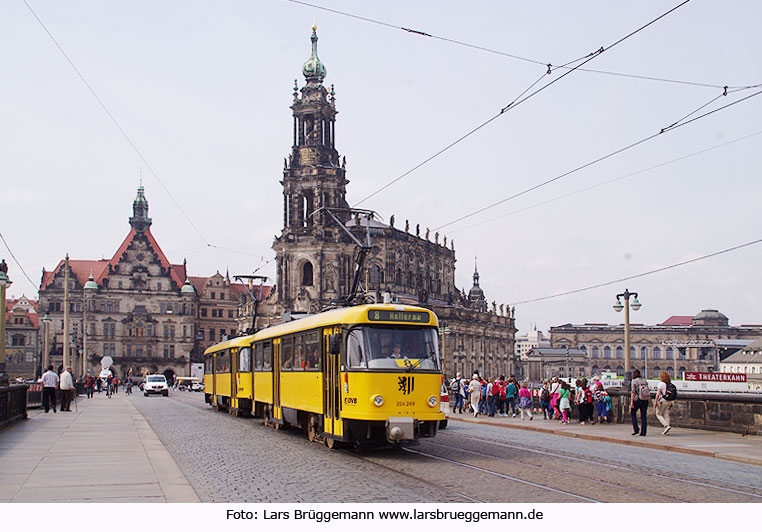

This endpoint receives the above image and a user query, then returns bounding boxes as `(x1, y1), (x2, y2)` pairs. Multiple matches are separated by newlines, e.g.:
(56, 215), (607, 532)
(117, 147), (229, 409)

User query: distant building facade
(550, 309), (762, 378)
(515, 328), (551, 359)
(721, 339), (762, 386)
(4, 296), (39, 378)
(190, 272), (249, 355)
(39, 187), (199, 381)
(249, 27), (516, 378)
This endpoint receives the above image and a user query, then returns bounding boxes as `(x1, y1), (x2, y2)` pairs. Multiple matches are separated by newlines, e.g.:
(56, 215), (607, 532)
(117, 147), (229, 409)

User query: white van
(143, 374), (169, 396)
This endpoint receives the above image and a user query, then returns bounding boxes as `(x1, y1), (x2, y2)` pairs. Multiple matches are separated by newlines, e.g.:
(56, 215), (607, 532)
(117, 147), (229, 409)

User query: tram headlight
(427, 395), (438, 407)
(373, 395), (384, 407)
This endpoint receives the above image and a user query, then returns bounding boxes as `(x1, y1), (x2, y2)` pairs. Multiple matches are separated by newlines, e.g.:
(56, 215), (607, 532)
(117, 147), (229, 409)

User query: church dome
(692, 309), (728, 326)
(302, 25), (327, 83)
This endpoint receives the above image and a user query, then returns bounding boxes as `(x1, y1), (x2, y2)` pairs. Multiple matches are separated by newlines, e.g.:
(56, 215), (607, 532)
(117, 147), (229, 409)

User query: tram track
(442, 431), (762, 501)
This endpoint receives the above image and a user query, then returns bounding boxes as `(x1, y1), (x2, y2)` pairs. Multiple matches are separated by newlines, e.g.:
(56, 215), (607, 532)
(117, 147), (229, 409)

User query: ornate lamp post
(613, 288), (641, 387)
(0, 259), (12, 386)
(41, 313), (51, 375)
(83, 273), (98, 377)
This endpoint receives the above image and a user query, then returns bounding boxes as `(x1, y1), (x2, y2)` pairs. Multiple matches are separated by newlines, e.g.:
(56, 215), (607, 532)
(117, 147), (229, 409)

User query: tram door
(273, 339), (282, 423)
(212, 353), (217, 402)
(322, 327), (342, 439)
(230, 348), (238, 412)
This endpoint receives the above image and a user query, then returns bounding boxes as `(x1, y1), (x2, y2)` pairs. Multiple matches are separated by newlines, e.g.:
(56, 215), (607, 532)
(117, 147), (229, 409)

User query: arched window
(395, 268), (402, 286)
(679, 366), (686, 375)
(641, 346), (648, 360)
(666, 347), (673, 360)
(604, 346), (611, 358)
(616, 365), (624, 376)
(630, 346), (637, 359)
(653, 366), (661, 378)
(667, 366), (674, 375)
(301, 261), (313, 286)
(592, 346), (599, 359)
(653, 346), (661, 360)
(135, 322), (144, 337)
(369, 264), (383, 285)
(580, 345), (587, 355)
(616, 346), (623, 359)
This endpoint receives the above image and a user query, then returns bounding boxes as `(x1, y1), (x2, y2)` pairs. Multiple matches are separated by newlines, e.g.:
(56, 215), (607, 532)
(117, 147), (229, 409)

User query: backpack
(540, 388), (550, 402)
(584, 388), (593, 404)
(637, 380), (651, 401)
(450, 378), (460, 394)
(664, 382), (678, 401)
(491, 382), (502, 396)
(481, 383), (488, 399)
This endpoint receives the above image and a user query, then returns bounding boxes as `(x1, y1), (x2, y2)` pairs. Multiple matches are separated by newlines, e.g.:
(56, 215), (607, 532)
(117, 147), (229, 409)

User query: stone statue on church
(342, 156), (346, 168)
(443, 235), (447, 247)
(492, 301), (497, 313)
(416, 224), (420, 237)
(425, 227), (430, 240)
(389, 214), (395, 227)
(499, 303), (504, 316)
(434, 232), (439, 244)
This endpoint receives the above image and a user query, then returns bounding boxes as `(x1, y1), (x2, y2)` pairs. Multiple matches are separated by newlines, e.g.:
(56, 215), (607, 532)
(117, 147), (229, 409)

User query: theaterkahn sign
(684, 372), (747, 382)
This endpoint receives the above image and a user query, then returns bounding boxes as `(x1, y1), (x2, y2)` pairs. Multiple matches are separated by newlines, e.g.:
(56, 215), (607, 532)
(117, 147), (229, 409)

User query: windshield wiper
(405, 350), (436, 372)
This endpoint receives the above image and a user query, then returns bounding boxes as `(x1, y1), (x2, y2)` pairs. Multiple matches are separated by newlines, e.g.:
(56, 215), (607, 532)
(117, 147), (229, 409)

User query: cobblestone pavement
(128, 391), (461, 503)
(129, 392), (762, 503)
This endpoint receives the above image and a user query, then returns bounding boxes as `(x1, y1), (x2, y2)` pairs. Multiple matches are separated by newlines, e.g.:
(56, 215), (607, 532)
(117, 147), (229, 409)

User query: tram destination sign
(368, 310), (430, 324)
(684, 372), (746, 383)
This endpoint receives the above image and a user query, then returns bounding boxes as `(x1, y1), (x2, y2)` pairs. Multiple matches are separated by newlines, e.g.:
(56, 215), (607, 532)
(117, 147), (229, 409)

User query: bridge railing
(0, 384), (29, 430)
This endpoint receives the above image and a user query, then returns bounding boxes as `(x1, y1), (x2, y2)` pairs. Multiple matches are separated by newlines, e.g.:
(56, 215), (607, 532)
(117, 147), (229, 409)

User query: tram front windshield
(346, 326), (441, 371)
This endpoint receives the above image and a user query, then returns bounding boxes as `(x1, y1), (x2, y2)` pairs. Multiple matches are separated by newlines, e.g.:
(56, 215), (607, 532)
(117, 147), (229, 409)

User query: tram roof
(203, 304), (438, 355)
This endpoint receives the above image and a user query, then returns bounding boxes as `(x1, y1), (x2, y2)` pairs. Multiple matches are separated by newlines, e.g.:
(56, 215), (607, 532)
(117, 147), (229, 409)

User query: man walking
(40, 364), (59, 413)
(630, 369), (650, 436)
(59, 366), (74, 412)
(450, 373), (463, 414)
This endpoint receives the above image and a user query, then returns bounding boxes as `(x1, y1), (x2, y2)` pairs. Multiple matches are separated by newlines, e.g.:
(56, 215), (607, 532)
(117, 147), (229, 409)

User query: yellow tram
(203, 303), (444, 447)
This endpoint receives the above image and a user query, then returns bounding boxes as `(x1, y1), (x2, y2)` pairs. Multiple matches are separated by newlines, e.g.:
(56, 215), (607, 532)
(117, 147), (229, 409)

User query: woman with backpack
(655, 371), (674, 434)
(549, 377), (561, 420)
(540, 380), (551, 419)
(594, 381), (608, 424)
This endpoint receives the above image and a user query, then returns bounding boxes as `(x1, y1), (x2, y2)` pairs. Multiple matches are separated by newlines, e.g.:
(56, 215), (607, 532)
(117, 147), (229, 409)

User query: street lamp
(0, 259), (12, 386)
(41, 313), (51, 376)
(613, 288), (641, 387)
(83, 273), (98, 378)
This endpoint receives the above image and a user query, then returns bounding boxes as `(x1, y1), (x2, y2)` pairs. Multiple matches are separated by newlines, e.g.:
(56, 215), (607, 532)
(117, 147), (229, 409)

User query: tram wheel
(273, 421), (281, 431)
(307, 418), (318, 442)
(324, 437), (339, 449)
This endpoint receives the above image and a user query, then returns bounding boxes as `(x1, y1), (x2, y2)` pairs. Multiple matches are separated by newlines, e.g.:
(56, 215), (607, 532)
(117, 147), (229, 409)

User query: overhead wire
(21, 0), (210, 246)
(0, 230), (41, 291)
(352, 0), (693, 207)
(286, 0), (751, 91)
(508, 236), (762, 306)
(446, 129), (762, 235)
(434, 86), (762, 231)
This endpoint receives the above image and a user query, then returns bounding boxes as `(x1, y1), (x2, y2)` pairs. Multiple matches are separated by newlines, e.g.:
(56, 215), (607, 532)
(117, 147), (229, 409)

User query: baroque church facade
(257, 27), (517, 379)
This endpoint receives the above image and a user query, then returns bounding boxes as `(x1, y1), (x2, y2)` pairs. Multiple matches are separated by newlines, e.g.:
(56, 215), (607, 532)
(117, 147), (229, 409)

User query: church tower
(273, 25), (351, 313)
(129, 184), (152, 233)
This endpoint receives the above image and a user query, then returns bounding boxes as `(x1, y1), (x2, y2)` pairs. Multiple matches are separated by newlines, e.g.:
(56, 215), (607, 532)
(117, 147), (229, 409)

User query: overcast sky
(2, 1), (761, 335)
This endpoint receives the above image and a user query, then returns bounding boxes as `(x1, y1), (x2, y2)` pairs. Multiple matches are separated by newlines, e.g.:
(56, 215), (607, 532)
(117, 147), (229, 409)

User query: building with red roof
(4, 295), (40, 378)
(38, 186), (202, 381)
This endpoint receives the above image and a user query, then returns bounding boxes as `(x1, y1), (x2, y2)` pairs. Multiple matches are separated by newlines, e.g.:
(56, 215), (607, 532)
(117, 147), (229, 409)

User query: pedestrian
(126, 378), (133, 395)
(518, 382), (533, 420)
(59, 366), (74, 412)
(558, 382), (572, 423)
(96, 376), (102, 393)
(450, 373), (464, 414)
(540, 380), (551, 419)
(550, 377), (561, 420)
(574, 379), (585, 424)
(655, 370), (674, 435)
(594, 382), (608, 424)
(468, 374), (481, 417)
(505, 378), (518, 417)
(579, 378), (594, 425)
(630, 369), (650, 436)
(498, 375), (507, 416)
(478, 377), (488, 415)
(40, 364), (59, 413)
(84, 373), (95, 399)
(487, 377), (499, 417)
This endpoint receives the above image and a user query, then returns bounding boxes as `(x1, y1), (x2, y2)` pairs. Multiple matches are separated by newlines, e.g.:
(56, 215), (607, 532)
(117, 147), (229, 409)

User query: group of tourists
(448, 370), (678, 436)
(39, 364), (75, 413)
(449, 373), (534, 419)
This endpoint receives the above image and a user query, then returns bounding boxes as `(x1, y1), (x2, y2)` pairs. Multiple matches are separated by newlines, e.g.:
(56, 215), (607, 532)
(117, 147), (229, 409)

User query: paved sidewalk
(0, 392), (199, 502)
(448, 409), (762, 466)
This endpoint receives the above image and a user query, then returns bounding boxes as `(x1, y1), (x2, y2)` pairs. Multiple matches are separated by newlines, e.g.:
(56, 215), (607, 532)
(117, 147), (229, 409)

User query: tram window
(217, 350), (231, 373)
(263, 342), (272, 371)
(253, 343), (263, 370)
(347, 329), (366, 368)
(305, 331), (320, 370)
(282, 337), (293, 369)
(293, 335), (305, 370)
(239, 347), (251, 373)
(204, 356), (213, 374)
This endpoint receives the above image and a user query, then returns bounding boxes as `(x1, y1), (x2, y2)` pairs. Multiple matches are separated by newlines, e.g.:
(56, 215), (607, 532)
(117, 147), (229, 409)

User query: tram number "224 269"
(396, 401), (415, 407)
